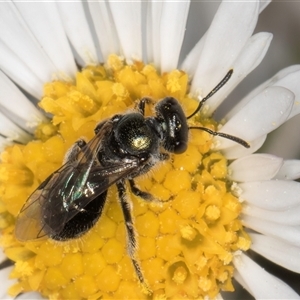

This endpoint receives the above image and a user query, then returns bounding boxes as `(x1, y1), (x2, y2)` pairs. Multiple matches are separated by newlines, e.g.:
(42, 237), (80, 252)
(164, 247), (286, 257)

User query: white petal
(259, 0), (272, 13)
(147, 0), (164, 68)
(17, 292), (44, 299)
(215, 86), (294, 150)
(265, 67), (300, 121)
(234, 269), (252, 295)
(249, 233), (300, 273)
(0, 71), (46, 131)
(0, 41), (43, 99)
(215, 293), (224, 300)
(0, 266), (15, 300)
(159, 1), (190, 72)
(243, 203), (300, 226)
(181, 32), (206, 77)
(109, 1), (142, 64)
(234, 253), (300, 299)
(0, 252), (6, 264)
(226, 65), (300, 120)
(275, 160), (300, 180)
(205, 32), (273, 114)
(191, 1), (259, 96)
(0, 111), (32, 143)
(0, 2), (57, 83)
(228, 154), (283, 182)
(57, 2), (98, 65)
(182, 0), (269, 79)
(147, 1), (163, 67)
(0, 136), (11, 153)
(242, 215), (300, 247)
(239, 180), (300, 210)
(145, 1), (153, 63)
(14, 2), (77, 79)
(220, 135), (266, 160)
(87, 2), (119, 62)
(275, 70), (300, 120)
(147, 1), (190, 70)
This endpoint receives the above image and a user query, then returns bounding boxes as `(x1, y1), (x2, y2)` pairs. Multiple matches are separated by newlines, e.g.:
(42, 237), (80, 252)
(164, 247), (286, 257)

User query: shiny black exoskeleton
(15, 69), (249, 291)
(99, 97), (188, 174)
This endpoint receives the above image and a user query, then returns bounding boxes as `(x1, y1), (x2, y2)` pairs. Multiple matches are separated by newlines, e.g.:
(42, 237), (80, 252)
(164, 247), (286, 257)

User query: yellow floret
(0, 56), (250, 299)
(96, 265), (120, 292)
(74, 274), (98, 298)
(164, 169), (191, 193)
(44, 267), (68, 290)
(136, 211), (160, 238)
(172, 265), (188, 284)
(60, 253), (83, 280)
(180, 224), (198, 241)
(101, 238), (124, 264)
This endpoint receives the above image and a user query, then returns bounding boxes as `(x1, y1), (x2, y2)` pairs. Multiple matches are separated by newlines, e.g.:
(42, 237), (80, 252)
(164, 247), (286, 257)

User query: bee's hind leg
(116, 180), (151, 295)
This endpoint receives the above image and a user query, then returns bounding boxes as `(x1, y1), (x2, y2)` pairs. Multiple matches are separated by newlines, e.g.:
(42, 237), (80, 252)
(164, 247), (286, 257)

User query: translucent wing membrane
(15, 121), (139, 241)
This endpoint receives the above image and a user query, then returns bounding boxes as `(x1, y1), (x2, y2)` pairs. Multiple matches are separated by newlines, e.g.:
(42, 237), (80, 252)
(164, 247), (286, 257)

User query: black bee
(15, 69), (249, 290)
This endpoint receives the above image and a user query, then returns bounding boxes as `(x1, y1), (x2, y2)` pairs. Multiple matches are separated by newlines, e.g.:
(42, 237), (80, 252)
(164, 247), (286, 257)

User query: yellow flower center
(0, 55), (250, 299)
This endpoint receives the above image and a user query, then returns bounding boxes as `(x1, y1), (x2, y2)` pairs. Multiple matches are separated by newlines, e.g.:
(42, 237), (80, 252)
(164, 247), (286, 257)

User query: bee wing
(48, 158), (140, 228)
(15, 159), (139, 241)
(15, 120), (141, 241)
(15, 121), (113, 241)
(15, 162), (80, 241)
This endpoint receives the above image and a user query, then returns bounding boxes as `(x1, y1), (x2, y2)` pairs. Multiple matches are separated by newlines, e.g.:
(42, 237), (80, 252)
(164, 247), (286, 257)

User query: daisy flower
(0, 1), (300, 299)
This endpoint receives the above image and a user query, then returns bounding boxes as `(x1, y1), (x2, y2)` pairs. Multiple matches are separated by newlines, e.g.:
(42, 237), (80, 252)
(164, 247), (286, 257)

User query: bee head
(154, 97), (189, 154)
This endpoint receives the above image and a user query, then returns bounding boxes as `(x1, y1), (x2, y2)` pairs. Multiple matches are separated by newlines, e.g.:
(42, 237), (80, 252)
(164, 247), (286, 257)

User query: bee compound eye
(155, 97), (188, 154)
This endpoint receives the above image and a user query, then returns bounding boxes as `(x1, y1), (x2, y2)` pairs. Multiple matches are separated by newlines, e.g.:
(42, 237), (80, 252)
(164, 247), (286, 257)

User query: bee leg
(188, 126), (250, 148)
(129, 179), (154, 201)
(94, 120), (107, 135)
(63, 139), (87, 163)
(136, 97), (153, 116)
(159, 153), (169, 161)
(129, 179), (170, 205)
(116, 180), (151, 294)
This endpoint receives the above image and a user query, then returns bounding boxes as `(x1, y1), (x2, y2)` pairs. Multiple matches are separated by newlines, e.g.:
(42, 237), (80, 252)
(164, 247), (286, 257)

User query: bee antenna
(187, 69), (233, 120)
(189, 126), (250, 148)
